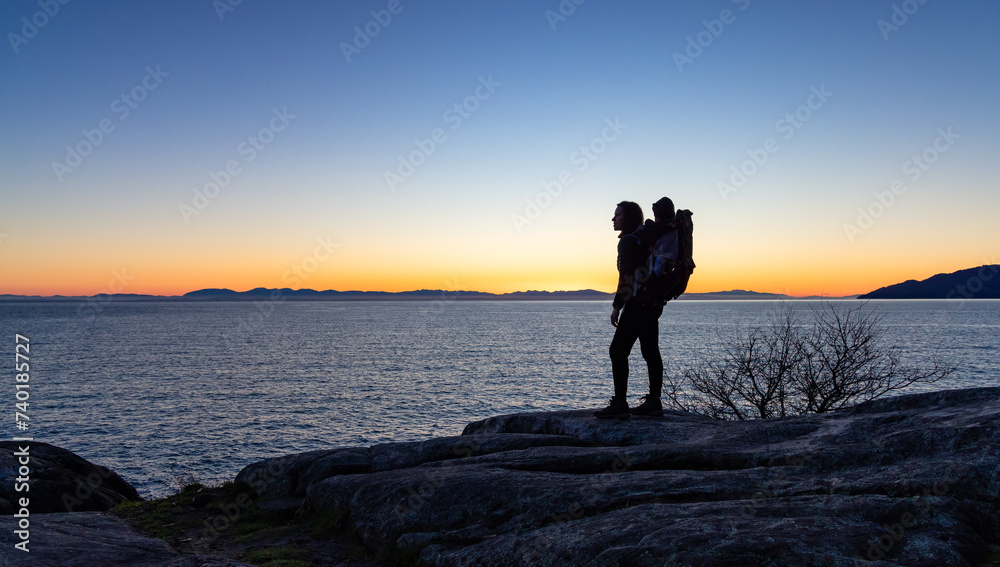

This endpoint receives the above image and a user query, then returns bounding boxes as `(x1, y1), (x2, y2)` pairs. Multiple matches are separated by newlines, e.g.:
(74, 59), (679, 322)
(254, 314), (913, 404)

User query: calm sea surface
(2, 299), (998, 498)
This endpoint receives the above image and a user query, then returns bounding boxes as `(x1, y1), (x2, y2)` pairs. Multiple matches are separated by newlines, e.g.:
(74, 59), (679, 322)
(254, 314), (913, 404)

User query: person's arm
(612, 234), (646, 314)
(612, 238), (632, 312)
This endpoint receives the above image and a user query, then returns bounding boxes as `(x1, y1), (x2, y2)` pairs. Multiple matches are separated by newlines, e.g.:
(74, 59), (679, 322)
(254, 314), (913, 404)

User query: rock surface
(238, 387), (1000, 566)
(4, 388), (1000, 565)
(235, 433), (598, 501)
(0, 512), (250, 566)
(0, 441), (142, 515)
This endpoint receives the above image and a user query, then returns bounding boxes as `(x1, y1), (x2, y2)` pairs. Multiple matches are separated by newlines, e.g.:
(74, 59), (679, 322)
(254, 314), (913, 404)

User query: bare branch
(669, 302), (956, 420)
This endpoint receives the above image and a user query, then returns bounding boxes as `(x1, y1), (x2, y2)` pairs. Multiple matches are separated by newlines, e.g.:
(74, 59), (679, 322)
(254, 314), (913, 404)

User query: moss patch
(245, 545), (311, 564)
(978, 544), (1000, 566)
(110, 483), (390, 566)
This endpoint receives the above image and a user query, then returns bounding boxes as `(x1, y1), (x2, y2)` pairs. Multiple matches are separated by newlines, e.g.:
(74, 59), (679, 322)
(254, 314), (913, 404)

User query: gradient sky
(2, 0), (998, 297)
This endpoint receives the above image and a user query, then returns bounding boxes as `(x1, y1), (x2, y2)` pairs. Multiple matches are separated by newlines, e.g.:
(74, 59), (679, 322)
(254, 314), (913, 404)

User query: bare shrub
(666, 302), (956, 420)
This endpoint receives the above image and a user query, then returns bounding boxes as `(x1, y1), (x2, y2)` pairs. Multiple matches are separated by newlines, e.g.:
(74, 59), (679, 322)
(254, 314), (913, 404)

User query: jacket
(613, 219), (678, 310)
(613, 229), (649, 310)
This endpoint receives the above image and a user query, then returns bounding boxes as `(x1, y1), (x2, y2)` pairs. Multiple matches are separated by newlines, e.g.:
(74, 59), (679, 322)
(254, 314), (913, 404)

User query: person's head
(652, 197), (675, 222)
(612, 201), (644, 234)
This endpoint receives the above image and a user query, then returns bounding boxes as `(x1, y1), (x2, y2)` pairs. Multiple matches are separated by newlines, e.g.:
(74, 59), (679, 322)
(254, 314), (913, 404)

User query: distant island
(858, 265), (1000, 299)
(182, 288), (612, 301)
(7, 266), (999, 301)
(178, 288), (859, 301)
(0, 288), (858, 302)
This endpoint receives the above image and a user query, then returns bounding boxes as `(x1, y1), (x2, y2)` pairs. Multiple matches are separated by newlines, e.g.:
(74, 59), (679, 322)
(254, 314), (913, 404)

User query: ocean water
(2, 299), (998, 498)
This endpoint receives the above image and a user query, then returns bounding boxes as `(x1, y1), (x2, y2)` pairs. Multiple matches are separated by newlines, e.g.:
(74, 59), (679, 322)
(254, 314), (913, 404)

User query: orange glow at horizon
(1, 218), (988, 298)
(3, 261), (974, 298)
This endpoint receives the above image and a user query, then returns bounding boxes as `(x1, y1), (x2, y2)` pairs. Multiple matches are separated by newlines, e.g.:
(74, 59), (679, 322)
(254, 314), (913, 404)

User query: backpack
(635, 209), (695, 306)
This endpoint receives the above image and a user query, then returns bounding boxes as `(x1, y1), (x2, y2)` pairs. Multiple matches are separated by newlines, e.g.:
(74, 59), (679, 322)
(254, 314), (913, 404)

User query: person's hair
(616, 201), (644, 234)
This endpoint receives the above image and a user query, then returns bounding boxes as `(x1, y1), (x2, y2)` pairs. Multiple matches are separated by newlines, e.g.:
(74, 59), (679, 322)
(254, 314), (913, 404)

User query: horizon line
(0, 286), (860, 300)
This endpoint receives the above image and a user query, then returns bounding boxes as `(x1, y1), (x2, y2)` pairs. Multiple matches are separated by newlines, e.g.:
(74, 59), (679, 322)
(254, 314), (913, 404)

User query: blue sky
(2, 0), (998, 295)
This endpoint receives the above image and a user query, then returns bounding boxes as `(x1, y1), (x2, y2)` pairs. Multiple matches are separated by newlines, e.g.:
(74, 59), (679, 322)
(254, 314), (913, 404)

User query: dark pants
(609, 301), (663, 400)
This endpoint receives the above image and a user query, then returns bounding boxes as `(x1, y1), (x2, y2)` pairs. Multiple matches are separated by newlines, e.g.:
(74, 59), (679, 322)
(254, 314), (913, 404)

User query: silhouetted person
(595, 198), (675, 419)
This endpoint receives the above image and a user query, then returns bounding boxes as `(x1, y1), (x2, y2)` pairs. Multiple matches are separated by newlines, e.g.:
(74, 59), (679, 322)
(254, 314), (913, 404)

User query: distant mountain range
(181, 288), (611, 301)
(6, 266), (997, 301)
(0, 288), (857, 302)
(858, 265), (1000, 299)
(179, 288), (857, 301)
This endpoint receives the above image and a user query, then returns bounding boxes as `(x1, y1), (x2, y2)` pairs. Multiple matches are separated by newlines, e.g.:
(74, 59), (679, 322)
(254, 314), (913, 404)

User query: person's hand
(611, 308), (620, 327)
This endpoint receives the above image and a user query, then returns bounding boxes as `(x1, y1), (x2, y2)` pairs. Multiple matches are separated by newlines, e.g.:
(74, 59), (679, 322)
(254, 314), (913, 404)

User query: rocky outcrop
(858, 264), (1000, 298)
(235, 433), (597, 501)
(258, 387), (1000, 566)
(5, 388), (1000, 565)
(0, 512), (250, 566)
(0, 442), (243, 564)
(0, 441), (142, 514)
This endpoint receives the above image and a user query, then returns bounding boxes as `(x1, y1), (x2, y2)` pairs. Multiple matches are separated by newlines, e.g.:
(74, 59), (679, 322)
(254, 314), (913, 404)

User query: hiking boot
(631, 395), (663, 417)
(594, 397), (630, 420)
